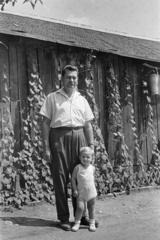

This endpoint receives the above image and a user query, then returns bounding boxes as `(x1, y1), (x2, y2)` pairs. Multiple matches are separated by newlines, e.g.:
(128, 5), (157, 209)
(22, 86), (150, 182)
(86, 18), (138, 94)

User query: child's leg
(82, 201), (88, 217)
(75, 196), (85, 220)
(72, 196), (87, 217)
(87, 198), (95, 220)
(72, 197), (85, 232)
(87, 198), (96, 232)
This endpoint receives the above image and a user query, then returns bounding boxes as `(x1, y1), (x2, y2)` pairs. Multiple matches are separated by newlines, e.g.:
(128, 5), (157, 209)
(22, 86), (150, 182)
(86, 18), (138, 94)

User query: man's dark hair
(62, 65), (79, 77)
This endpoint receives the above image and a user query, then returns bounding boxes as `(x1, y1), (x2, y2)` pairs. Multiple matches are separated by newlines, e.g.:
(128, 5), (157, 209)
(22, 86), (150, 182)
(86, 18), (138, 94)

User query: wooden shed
(0, 12), (160, 170)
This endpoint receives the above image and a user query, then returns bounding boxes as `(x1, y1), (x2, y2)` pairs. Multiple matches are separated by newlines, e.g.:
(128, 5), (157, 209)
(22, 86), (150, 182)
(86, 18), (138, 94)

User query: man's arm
(84, 121), (94, 149)
(84, 121), (95, 164)
(42, 116), (51, 162)
(71, 165), (79, 197)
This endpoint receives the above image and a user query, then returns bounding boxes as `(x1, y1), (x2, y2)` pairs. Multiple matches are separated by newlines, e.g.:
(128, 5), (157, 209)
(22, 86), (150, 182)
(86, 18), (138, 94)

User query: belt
(51, 126), (84, 130)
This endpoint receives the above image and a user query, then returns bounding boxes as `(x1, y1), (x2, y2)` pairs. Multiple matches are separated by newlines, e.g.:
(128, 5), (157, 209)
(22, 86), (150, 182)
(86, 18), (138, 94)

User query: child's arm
(71, 165), (79, 197)
(93, 165), (96, 181)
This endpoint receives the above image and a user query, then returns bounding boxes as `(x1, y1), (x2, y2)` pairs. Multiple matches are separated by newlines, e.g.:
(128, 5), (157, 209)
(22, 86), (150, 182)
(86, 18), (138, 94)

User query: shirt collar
(56, 87), (81, 99)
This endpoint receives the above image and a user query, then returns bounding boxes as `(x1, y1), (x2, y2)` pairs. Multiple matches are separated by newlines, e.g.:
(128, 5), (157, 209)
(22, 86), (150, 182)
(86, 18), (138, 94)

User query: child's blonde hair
(80, 146), (93, 155)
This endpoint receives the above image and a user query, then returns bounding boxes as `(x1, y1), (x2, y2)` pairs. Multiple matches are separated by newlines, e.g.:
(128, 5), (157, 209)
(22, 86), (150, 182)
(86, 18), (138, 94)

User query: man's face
(62, 70), (78, 93)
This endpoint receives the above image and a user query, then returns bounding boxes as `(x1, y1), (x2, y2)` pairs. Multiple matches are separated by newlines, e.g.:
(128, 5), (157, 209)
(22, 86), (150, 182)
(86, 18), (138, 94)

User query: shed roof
(0, 12), (160, 62)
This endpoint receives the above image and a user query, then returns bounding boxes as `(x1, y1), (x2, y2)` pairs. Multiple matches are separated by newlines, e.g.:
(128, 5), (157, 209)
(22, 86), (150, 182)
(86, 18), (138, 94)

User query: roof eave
(1, 29), (160, 63)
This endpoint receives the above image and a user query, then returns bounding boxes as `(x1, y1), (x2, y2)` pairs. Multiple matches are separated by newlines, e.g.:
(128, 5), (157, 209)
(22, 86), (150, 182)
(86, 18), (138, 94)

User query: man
(40, 65), (97, 231)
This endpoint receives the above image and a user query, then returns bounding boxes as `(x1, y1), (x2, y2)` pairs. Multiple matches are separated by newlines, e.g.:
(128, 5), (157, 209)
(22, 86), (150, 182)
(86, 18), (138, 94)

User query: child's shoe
(81, 216), (99, 228)
(89, 219), (96, 232)
(72, 221), (80, 232)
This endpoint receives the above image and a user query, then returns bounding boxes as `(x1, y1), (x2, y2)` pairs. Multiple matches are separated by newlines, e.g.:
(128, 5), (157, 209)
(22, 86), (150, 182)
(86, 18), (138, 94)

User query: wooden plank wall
(106, 55), (160, 167)
(0, 34), (160, 171)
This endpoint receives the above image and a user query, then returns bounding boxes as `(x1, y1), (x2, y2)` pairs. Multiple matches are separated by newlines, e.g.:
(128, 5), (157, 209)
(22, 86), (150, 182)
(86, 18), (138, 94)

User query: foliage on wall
(142, 74), (160, 166)
(106, 63), (134, 192)
(1, 50), (160, 208)
(1, 97), (17, 205)
(125, 72), (144, 172)
(82, 55), (113, 195)
(1, 72), (55, 208)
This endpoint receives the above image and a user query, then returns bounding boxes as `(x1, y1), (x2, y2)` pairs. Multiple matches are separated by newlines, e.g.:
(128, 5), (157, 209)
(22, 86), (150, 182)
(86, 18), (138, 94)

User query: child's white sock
(89, 219), (96, 232)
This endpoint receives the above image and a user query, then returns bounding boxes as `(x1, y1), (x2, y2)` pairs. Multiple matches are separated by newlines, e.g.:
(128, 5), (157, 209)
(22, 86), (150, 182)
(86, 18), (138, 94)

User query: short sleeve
(84, 98), (94, 122)
(39, 94), (52, 120)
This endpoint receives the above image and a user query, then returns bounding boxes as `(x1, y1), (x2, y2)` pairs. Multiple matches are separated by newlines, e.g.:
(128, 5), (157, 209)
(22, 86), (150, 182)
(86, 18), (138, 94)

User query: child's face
(79, 151), (92, 166)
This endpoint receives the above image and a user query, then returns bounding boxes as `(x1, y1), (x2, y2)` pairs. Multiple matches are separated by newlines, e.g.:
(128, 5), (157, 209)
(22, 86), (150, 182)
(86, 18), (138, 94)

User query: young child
(71, 147), (97, 232)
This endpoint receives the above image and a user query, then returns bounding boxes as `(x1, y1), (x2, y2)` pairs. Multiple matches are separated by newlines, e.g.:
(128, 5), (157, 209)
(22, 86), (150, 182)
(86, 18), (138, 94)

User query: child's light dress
(77, 164), (97, 201)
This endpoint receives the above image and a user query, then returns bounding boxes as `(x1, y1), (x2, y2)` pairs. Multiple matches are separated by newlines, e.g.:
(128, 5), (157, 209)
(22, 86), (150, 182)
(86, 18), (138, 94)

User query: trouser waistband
(51, 126), (83, 130)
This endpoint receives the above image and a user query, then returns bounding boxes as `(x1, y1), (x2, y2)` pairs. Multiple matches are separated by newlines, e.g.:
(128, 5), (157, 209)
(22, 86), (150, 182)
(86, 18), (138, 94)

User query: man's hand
(73, 190), (79, 197)
(43, 148), (51, 163)
(89, 145), (95, 165)
(42, 116), (51, 162)
(89, 145), (94, 152)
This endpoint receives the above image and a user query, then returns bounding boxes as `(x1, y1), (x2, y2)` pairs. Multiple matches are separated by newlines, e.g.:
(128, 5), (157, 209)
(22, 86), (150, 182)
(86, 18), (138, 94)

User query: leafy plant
(125, 73), (144, 172)
(1, 97), (17, 197)
(106, 63), (133, 192)
(0, 0), (43, 11)
(85, 78), (113, 195)
(15, 73), (54, 204)
(1, 51), (160, 209)
(1, 73), (55, 208)
(142, 74), (160, 166)
(80, 54), (113, 195)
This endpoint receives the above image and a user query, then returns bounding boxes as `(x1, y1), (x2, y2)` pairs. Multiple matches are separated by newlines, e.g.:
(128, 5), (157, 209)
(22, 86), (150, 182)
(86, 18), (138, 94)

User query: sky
(2, 0), (160, 41)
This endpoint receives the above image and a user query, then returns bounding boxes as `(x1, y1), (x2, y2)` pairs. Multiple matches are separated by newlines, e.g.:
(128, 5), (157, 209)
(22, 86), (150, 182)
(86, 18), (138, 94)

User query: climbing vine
(106, 63), (133, 192)
(0, 97), (17, 205)
(78, 54), (113, 195)
(1, 73), (55, 208)
(85, 76), (113, 195)
(125, 73), (144, 172)
(142, 74), (160, 166)
(1, 50), (160, 208)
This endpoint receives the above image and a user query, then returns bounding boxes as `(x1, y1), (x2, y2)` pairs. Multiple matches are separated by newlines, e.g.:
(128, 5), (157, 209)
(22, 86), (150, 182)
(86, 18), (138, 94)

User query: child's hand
(73, 190), (79, 197)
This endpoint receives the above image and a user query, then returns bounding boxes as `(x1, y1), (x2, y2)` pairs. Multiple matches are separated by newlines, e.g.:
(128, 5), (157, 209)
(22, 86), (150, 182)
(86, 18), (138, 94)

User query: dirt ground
(0, 187), (160, 240)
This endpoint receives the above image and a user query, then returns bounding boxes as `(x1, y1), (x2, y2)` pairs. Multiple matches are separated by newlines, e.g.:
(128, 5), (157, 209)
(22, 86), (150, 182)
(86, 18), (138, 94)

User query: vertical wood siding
(0, 34), (160, 170)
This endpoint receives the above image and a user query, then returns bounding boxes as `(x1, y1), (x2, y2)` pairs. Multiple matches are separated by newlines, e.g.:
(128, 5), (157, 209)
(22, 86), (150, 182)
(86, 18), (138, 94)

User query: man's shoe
(60, 220), (71, 231)
(80, 217), (99, 228)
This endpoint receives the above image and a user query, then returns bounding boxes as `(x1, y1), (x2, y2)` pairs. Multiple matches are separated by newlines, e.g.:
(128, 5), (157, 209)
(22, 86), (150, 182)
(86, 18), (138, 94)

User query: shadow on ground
(0, 217), (60, 228)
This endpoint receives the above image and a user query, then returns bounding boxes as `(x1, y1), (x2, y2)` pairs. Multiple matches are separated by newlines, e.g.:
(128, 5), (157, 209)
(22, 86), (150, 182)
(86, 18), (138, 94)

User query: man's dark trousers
(49, 127), (86, 221)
